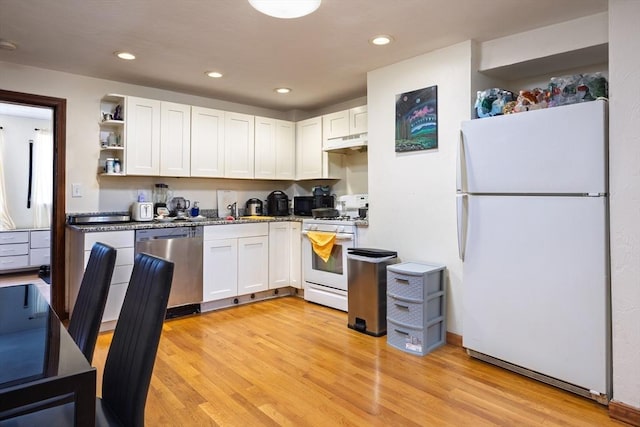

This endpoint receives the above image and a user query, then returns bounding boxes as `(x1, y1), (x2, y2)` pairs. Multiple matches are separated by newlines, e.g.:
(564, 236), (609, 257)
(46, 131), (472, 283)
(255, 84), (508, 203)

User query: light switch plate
(71, 183), (82, 198)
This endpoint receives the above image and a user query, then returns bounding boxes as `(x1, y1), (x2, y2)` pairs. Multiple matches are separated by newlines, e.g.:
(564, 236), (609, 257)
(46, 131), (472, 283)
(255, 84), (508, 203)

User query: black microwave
(293, 196), (314, 216)
(294, 195), (335, 216)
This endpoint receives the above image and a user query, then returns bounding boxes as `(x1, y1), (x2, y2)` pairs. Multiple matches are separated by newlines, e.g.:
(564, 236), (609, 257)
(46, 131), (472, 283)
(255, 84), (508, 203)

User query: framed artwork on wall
(395, 85), (438, 152)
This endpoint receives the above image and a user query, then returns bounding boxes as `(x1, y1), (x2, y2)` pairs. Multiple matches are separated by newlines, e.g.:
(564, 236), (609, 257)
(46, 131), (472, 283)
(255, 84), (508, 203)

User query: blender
(153, 183), (171, 216)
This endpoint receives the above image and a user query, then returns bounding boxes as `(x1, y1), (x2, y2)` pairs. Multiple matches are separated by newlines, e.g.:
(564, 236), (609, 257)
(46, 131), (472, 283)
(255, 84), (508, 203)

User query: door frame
(0, 89), (67, 318)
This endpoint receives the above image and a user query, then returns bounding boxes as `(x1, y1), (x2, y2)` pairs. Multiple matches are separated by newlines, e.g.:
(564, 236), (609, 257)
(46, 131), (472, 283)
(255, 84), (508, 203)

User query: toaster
(131, 202), (154, 221)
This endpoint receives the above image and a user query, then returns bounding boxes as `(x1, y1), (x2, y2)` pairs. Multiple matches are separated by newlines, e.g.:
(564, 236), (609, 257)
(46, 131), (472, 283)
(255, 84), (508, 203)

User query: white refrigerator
(457, 100), (610, 402)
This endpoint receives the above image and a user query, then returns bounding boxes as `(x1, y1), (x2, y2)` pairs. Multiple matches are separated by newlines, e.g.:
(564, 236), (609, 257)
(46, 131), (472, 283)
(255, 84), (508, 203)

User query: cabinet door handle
(396, 278), (409, 285)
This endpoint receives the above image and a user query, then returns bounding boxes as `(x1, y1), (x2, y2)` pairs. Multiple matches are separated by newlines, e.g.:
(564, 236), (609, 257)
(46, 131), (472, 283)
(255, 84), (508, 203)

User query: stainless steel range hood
(323, 132), (367, 153)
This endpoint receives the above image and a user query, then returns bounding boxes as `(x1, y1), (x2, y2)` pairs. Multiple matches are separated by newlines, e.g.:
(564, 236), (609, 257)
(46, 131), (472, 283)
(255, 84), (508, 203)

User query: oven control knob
(338, 226), (345, 233)
(310, 224), (318, 230)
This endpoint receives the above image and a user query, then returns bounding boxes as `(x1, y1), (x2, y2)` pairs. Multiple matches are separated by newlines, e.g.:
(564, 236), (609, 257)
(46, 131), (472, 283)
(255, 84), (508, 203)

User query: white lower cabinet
(0, 231), (29, 271)
(268, 222), (290, 289)
(203, 238), (238, 300)
(290, 222), (302, 289)
(29, 230), (51, 267)
(203, 223), (268, 302)
(268, 222), (301, 289)
(68, 229), (134, 327)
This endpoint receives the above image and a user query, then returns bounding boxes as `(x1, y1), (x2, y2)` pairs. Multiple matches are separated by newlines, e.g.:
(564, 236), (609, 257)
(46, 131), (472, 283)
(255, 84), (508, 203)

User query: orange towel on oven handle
(306, 231), (336, 263)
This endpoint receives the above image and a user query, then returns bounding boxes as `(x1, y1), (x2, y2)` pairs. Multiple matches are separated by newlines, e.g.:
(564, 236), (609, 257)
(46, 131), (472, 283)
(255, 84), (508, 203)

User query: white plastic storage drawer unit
(386, 262), (446, 356)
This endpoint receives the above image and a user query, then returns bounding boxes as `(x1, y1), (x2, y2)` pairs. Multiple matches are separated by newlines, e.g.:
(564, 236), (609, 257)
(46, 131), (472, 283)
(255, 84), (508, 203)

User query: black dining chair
(1, 252), (174, 427)
(68, 242), (117, 363)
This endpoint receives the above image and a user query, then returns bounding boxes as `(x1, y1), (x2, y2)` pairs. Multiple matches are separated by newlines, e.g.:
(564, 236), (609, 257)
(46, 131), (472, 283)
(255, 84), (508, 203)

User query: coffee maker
(312, 185), (334, 209)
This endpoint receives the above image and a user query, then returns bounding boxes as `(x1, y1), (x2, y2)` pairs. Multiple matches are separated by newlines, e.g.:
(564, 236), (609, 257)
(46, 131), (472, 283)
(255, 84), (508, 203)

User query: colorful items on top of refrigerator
(474, 72), (608, 119)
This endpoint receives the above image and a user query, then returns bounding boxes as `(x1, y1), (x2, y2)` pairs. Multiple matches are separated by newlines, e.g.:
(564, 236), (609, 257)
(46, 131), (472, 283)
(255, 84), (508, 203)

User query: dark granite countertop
(67, 215), (368, 233)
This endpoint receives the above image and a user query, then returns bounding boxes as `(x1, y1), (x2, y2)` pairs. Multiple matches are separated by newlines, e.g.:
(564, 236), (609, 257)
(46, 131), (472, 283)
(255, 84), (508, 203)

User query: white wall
(609, 0), (640, 409)
(0, 114), (51, 229)
(366, 41), (472, 334)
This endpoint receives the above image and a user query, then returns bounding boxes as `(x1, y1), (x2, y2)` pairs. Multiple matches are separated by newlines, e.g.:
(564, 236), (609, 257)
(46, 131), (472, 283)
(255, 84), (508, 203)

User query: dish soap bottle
(190, 201), (200, 217)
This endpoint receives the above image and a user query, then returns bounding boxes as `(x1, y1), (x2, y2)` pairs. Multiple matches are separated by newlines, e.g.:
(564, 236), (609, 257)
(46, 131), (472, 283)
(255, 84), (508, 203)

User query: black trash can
(347, 248), (398, 336)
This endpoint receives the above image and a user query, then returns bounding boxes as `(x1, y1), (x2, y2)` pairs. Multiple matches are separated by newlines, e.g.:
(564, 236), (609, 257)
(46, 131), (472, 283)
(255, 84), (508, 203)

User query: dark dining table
(0, 284), (96, 426)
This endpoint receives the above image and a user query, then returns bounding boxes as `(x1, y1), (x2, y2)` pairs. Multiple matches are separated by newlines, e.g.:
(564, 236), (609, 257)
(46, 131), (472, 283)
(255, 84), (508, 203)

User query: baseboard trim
(609, 400), (640, 426)
(446, 332), (462, 347)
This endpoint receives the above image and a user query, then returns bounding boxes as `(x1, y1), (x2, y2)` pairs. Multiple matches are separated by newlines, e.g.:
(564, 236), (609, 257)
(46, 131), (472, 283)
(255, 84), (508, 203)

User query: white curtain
(32, 129), (53, 229)
(0, 129), (17, 230)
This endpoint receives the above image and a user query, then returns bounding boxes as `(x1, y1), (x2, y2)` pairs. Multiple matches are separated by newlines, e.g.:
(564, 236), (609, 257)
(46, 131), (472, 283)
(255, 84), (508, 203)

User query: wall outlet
(71, 183), (82, 198)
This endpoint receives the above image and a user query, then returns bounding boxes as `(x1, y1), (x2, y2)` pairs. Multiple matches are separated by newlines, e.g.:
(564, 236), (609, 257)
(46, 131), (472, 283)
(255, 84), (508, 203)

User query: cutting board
(217, 190), (237, 217)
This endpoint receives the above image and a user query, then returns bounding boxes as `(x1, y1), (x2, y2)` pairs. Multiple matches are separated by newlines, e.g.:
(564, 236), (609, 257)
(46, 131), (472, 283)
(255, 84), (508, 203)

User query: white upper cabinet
(323, 110), (350, 140)
(254, 116), (277, 179)
(322, 105), (367, 140)
(191, 106), (225, 177)
(224, 112), (255, 179)
(255, 117), (295, 180)
(125, 96), (161, 175)
(296, 116), (323, 180)
(275, 119), (296, 180)
(350, 105), (368, 134)
(160, 102), (191, 177)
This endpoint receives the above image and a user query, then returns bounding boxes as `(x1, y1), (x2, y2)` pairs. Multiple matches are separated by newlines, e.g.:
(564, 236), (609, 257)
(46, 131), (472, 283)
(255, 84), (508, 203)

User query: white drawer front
(0, 243), (29, 257)
(0, 255), (29, 269)
(83, 230), (134, 250)
(84, 247), (134, 269)
(30, 248), (50, 266)
(0, 231), (29, 245)
(102, 282), (128, 322)
(30, 230), (51, 248)
(112, 264), (134, 285)
(204, 223), (268, 240)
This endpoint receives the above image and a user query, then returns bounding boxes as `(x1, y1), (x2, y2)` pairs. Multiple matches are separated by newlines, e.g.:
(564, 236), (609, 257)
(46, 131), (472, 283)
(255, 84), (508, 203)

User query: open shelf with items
(99, 94), (126, 176)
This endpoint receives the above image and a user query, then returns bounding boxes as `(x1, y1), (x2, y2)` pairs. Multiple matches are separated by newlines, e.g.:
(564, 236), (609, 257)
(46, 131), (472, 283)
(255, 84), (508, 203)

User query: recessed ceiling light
(369, 35), (394, 46)
(206, 71), (223, 78)
(0, 39), (17, 51)
(249, 0), (321, 19)
(115, 51), (136, 60)
(275, 88), (291, 94)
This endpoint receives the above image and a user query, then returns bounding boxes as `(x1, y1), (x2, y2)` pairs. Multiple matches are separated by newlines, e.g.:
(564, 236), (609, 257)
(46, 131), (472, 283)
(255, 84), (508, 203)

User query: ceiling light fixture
(0, 39), (17, 51)
(275, 87), (291, 94)
(248, 0), (321, 19)
(115, 51), (136, 60)
(206, 71), (223, 78)
(369, 35), (394, 46)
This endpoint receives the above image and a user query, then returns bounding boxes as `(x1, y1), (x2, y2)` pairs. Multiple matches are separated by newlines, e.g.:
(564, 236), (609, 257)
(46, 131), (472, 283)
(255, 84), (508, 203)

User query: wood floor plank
(91, 296), (624, 426)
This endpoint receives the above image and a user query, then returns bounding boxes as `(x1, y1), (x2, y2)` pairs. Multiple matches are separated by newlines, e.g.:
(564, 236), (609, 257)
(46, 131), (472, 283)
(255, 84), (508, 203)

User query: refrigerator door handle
(456, 129), (466, 193)
(457, 194), (468, 261)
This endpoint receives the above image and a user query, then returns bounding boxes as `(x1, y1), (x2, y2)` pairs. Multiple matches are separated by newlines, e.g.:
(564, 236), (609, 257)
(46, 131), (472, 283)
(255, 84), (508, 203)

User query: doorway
(0, 89), (66, 318)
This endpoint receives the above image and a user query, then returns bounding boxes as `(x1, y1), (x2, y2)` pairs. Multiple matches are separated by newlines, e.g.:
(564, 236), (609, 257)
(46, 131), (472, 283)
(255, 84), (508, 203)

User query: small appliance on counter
(245, 198), (263, 216)
(131, 201), (154, 221)
(267, 190), (289, 216)
(153, 183), (171, 216)
(293, 196), (314, 216)
(68, 212), (131, 224)
(169, 197), (190, 218)
(312, 185), (335, 210)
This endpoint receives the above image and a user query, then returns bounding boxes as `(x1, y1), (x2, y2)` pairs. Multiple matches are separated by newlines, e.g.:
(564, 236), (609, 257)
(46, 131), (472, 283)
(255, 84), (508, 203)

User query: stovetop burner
(313, 215), (354, 221)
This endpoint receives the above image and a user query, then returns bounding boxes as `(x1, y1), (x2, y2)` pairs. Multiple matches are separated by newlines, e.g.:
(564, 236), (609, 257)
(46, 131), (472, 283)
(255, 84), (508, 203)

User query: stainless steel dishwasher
(135, 226), (203, 316)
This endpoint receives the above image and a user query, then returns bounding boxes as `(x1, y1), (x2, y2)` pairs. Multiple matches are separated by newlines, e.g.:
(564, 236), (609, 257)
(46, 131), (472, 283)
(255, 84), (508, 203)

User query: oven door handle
(301, 230), (354, 241)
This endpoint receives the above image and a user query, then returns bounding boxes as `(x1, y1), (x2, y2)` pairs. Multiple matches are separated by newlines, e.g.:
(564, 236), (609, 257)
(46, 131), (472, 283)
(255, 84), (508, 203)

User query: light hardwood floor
(90, 296), (623, 427)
